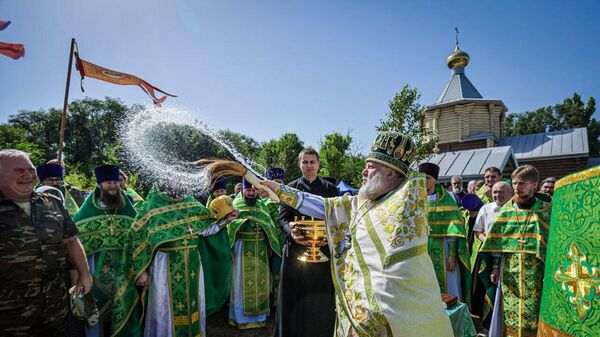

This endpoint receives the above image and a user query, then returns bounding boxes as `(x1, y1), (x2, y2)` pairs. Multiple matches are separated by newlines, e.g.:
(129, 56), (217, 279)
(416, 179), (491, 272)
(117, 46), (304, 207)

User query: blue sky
(1, 0), (598, 153)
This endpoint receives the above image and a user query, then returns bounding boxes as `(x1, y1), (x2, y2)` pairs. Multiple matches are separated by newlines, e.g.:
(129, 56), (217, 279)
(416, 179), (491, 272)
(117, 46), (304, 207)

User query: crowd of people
(0, 128), (592, 337)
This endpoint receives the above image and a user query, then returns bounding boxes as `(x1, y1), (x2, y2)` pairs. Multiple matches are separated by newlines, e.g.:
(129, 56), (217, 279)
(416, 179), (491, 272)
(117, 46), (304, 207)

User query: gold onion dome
(447, 45), (470, 69)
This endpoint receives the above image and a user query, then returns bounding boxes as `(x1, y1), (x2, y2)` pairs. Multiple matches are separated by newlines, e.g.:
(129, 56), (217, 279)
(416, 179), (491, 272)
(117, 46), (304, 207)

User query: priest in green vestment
(419, 163), (471, 305)
(72, 165), (143, 337)
(537, 166), (599, 337)
(132, 184), (239, 337)
(227, 178), (281, 329)
(199, 175), (233, 316)
(36, 163), (80, 217)
(476, 167), (504, 205)
(480, 165), (551, 337)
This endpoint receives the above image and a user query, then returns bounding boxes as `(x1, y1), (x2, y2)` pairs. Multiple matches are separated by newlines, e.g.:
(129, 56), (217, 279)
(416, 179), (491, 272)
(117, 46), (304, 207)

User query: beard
(100, 188), (124, 208)
(244, 195), (257, 206)
(358, 173), (387, 200)
(452, 187), (463, 194)
(512, 192), (534, 205)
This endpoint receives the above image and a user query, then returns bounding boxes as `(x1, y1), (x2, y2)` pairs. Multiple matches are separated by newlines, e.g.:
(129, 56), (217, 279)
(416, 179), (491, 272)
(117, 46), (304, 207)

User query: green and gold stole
(132, 185), (216, 335)
(480, 197), (551, 336)
(538, 167), (600, 337)
(228, 195), (281, 316)
(427, 184), (471, 300)
(72, 188), (142, 337)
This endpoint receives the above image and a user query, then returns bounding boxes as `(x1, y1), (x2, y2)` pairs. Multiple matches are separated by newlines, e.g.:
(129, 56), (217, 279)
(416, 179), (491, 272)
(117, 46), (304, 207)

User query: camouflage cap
(367, 131), (416, 176)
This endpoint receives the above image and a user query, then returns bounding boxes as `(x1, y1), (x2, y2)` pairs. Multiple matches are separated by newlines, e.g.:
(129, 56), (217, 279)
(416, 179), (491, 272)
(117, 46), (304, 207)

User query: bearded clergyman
(480, 165), (551, 337)
(72, 164), (143, 337)
(260, 131), (453, 337)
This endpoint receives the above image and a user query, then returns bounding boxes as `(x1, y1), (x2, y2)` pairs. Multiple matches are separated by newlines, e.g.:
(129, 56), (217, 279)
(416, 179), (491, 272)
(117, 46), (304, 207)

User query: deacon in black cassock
(275, 148), (338, 337)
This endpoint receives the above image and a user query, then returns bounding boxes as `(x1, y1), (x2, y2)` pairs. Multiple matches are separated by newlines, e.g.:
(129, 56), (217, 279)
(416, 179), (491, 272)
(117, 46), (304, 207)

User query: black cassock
(274, 177), (338, 337)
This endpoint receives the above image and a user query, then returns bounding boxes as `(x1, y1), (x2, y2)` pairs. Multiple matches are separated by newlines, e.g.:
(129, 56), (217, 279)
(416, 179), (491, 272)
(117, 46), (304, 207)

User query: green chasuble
(228, 194), (281, 316)
(480, 197), (551, 337)
(427, 184), (471, 303)
(198, 193), (232, 316)
(72, 189), (142, 337)
(132, 185), (218, 337)
(537, 167), (600, 337)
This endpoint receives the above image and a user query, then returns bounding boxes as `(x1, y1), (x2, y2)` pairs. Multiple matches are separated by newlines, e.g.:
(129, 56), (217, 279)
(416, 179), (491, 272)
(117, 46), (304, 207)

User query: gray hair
(467, 180), (477, 192)
(0, 149), (31, 171)
(542, 177), (557, 184)
(451, 175), (463, 183)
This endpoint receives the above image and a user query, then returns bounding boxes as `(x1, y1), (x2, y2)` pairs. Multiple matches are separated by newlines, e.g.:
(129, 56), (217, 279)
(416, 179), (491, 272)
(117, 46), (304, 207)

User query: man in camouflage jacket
(0, 150), (92, 337)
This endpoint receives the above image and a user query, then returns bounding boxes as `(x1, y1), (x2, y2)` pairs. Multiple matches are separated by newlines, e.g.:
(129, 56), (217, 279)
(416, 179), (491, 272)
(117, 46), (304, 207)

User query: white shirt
(473, 201), (501, 234)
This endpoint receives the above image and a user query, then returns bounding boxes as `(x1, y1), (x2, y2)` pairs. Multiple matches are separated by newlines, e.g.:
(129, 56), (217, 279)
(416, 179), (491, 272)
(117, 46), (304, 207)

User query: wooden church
(421, 41), (590, 182)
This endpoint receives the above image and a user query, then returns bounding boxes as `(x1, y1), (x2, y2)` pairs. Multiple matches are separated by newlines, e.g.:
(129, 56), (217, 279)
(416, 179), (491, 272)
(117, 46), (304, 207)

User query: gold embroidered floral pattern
(378, 178), (427, 248)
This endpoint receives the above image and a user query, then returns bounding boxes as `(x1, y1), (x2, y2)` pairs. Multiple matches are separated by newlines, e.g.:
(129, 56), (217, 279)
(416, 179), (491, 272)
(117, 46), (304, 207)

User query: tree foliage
(257, 133), (304, 181)
(504, 93), (599, 156)
(0, 124), (44, 163)
(8, 97), (130, 172)
(319, 132), (364, 187)
(377, 84), (438, 163)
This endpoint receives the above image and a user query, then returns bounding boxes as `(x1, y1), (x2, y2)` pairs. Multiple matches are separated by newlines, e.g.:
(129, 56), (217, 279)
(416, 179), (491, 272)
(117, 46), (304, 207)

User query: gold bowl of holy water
(290, 217), (329, 263)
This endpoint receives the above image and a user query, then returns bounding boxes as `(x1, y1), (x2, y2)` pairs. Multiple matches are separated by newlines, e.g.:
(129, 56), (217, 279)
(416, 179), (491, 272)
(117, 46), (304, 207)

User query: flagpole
(57, 38), (75, 163)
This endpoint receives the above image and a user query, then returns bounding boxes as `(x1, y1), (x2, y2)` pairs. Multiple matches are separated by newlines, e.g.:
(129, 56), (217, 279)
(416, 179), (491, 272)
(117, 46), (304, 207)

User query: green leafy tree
(504, 106), (557, 136)
(8, 108), (62, 163)
(0, 124), (44, 164)
(257, 133), (304, 181)
(377, 85), (438, 163)
(503, 93), (599, 156)
(8, 97), (131, 174)
(318, 132), (364, 187)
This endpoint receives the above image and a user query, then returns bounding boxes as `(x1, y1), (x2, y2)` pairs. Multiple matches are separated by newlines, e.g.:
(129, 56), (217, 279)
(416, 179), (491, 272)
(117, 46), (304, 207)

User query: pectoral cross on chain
(517, 238), (527, 249)
(187, 225), (194, 238)
(109, 223), (114, 236)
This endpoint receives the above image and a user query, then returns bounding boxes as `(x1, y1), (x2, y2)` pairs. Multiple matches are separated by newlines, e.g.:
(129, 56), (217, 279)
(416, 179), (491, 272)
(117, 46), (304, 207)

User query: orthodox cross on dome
(455, 27), (460, 47)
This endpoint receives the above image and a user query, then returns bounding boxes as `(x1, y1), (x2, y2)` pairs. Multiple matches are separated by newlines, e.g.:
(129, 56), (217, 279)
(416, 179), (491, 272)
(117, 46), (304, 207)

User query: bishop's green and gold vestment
(72, 189), (143, 337)
(427, 183), (471, 304)
(537, 166), (599, 337)
(480, 196), (551, 337)
(132, 185), (226, 337)
(227, 194), (281, 329)
(278, 175), (454, 337)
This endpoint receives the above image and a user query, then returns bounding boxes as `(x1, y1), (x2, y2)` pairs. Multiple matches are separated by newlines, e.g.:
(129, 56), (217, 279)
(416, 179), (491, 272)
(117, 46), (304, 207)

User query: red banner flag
(0, 42), (25, 60)
(0, 20), (10, 31)
(75, 53), (176, 106)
